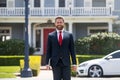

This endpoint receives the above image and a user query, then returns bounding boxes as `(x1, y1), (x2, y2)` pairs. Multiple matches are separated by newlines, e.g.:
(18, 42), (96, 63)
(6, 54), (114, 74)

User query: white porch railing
(0, 7), (111, 16)
(72, 7), (110, 16)
(0, 7), (25, 16)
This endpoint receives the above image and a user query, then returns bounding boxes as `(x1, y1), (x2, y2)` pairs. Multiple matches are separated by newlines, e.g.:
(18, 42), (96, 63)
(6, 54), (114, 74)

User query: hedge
(0, 56), (24, 66)
(0, 39), (35, 55)
(75, 32), (120, 55)
(0, 39), (24, 55)
(76, 55), (104, 64)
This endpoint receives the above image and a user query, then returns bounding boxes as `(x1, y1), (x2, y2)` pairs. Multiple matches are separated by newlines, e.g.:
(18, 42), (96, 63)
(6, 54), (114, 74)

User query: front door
(43, 28), (55, 54)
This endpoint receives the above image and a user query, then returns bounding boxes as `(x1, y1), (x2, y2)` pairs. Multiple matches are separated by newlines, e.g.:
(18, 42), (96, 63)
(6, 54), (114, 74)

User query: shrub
(76, 55), (104, 64)
(75, 37), (91, 54)
(29, 47), (35, 55)
(0, 39), (24, 55)
(75, 32), (120, 55)
(0, 56), (24, 66)
(0, 39), (35, 55)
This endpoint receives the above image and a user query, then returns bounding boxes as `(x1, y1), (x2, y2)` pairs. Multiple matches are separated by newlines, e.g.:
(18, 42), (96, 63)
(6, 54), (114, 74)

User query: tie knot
(59, 31), (62, 33)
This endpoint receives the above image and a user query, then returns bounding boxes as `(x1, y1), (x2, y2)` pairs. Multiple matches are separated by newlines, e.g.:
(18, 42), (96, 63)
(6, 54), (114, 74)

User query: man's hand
(71, 65), (77, 72)
(46, 65), (51, 70)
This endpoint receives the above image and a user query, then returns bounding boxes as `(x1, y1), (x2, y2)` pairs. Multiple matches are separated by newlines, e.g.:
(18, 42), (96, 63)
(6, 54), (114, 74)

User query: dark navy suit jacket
(46, 30), (76, 67)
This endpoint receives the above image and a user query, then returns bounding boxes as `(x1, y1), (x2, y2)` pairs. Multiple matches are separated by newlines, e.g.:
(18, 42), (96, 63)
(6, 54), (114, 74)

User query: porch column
(41, 0), (44, 15)
(108, 21), (112, 32)
(28, 22), (31, 46)
(68, 22), (73, 33)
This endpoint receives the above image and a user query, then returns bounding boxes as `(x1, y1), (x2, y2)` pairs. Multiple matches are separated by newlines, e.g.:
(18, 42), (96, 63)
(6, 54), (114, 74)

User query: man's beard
(57, 25), (64, 30)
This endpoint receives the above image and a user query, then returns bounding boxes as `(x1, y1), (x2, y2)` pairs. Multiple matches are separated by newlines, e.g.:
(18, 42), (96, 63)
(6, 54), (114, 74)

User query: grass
(0, 66), (20, 78)
(0, 73), (16, 78)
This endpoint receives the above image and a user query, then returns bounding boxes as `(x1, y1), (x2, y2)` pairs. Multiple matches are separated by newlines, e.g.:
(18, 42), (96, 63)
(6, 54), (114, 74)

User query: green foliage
(0, 56), (24, 66)
(75, 32), (120, 55)
(0, 39), (24, 55)
(0, 66), (20, 73)
(0, 39), (35, 55)
(0, 66), (20, 78)
(29, 47), (35, 55)
(76, 55), (104, 64)
(71, 71), (77, 77)
(75, 37), (91, 54)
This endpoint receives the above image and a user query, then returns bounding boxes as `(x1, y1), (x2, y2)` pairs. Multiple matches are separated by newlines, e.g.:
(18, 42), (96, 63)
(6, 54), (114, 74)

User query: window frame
(88, 26), (108, 35)
(0, 27), (12, 41)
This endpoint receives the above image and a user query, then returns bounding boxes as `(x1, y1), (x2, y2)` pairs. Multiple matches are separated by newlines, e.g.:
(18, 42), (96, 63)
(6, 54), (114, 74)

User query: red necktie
(59, 31), (62, 46)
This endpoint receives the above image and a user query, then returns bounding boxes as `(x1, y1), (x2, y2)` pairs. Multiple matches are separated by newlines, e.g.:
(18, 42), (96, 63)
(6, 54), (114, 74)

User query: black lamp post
(21, 0), (32, 77)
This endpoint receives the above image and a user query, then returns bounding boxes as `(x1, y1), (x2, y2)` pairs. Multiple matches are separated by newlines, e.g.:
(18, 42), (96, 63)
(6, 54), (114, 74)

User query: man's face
(55, 19), (64, 30)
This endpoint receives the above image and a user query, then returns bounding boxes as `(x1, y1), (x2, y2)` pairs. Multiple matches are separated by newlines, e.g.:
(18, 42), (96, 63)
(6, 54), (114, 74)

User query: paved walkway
(0, 66), (120, 80)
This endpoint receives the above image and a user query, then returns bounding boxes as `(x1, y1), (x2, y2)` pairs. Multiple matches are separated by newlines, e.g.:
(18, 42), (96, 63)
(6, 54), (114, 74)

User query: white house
(0, 0), (120, 55)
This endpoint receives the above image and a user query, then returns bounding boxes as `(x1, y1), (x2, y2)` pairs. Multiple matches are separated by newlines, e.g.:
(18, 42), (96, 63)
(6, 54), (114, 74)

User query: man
(46, 16), (77, 80)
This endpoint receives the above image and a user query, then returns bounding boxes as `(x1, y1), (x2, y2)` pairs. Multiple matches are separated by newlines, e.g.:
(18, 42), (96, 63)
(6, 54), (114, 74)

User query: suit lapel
(61, 31), (67, 46)
(54, 31), (60, 46)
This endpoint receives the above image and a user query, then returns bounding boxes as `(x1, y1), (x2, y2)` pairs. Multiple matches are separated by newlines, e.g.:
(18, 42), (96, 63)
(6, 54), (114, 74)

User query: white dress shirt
(56, 29), (64, 40)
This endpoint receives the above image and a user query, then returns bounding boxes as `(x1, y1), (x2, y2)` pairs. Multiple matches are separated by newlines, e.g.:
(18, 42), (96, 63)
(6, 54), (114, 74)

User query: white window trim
(88, 26), (108, 35)
(0, 27), (12, 39)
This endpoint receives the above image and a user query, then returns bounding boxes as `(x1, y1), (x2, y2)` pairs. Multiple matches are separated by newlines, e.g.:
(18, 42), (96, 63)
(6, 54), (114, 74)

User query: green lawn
(0, 66), (20, 78)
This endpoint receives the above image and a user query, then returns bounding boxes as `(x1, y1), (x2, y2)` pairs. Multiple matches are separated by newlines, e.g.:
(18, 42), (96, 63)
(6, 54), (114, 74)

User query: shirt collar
(56, 29), (64, 33)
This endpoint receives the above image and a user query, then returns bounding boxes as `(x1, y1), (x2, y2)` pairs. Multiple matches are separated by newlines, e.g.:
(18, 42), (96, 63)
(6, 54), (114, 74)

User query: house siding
(44, 0), (55, 7)
(74, 0), (84, 7)
(73, 23), (108, 40)
(0, 23), (24, 40)
(92, 0), (106, 7)
(114, 0), (120, 10)
(113, 0), (120, 19)
(15, 0), (24, 7)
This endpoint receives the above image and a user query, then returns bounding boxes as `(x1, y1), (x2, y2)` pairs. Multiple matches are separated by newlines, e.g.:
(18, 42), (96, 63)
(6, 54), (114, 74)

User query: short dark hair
(55, 16), (64, 22)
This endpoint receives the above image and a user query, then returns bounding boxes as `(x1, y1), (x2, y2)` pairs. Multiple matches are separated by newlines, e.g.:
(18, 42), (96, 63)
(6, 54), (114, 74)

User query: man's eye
(57, 22), (62, 23)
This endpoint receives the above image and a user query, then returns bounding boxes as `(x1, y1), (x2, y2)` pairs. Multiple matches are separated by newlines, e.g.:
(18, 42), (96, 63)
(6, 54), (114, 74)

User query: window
(92, 0), (106, 7)
(0, 27), (11, 41)
(111, 52), (120, 58)
(34, 0), (41, 7)
(36, 30), (41, 48)
(0, 0), (6, 7)
(59, 0), (65, 7)
(88, 27), (108, 35)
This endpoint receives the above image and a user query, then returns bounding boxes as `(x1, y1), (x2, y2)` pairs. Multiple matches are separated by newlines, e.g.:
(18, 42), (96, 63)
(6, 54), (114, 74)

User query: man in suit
(46, 16), (77, 80)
